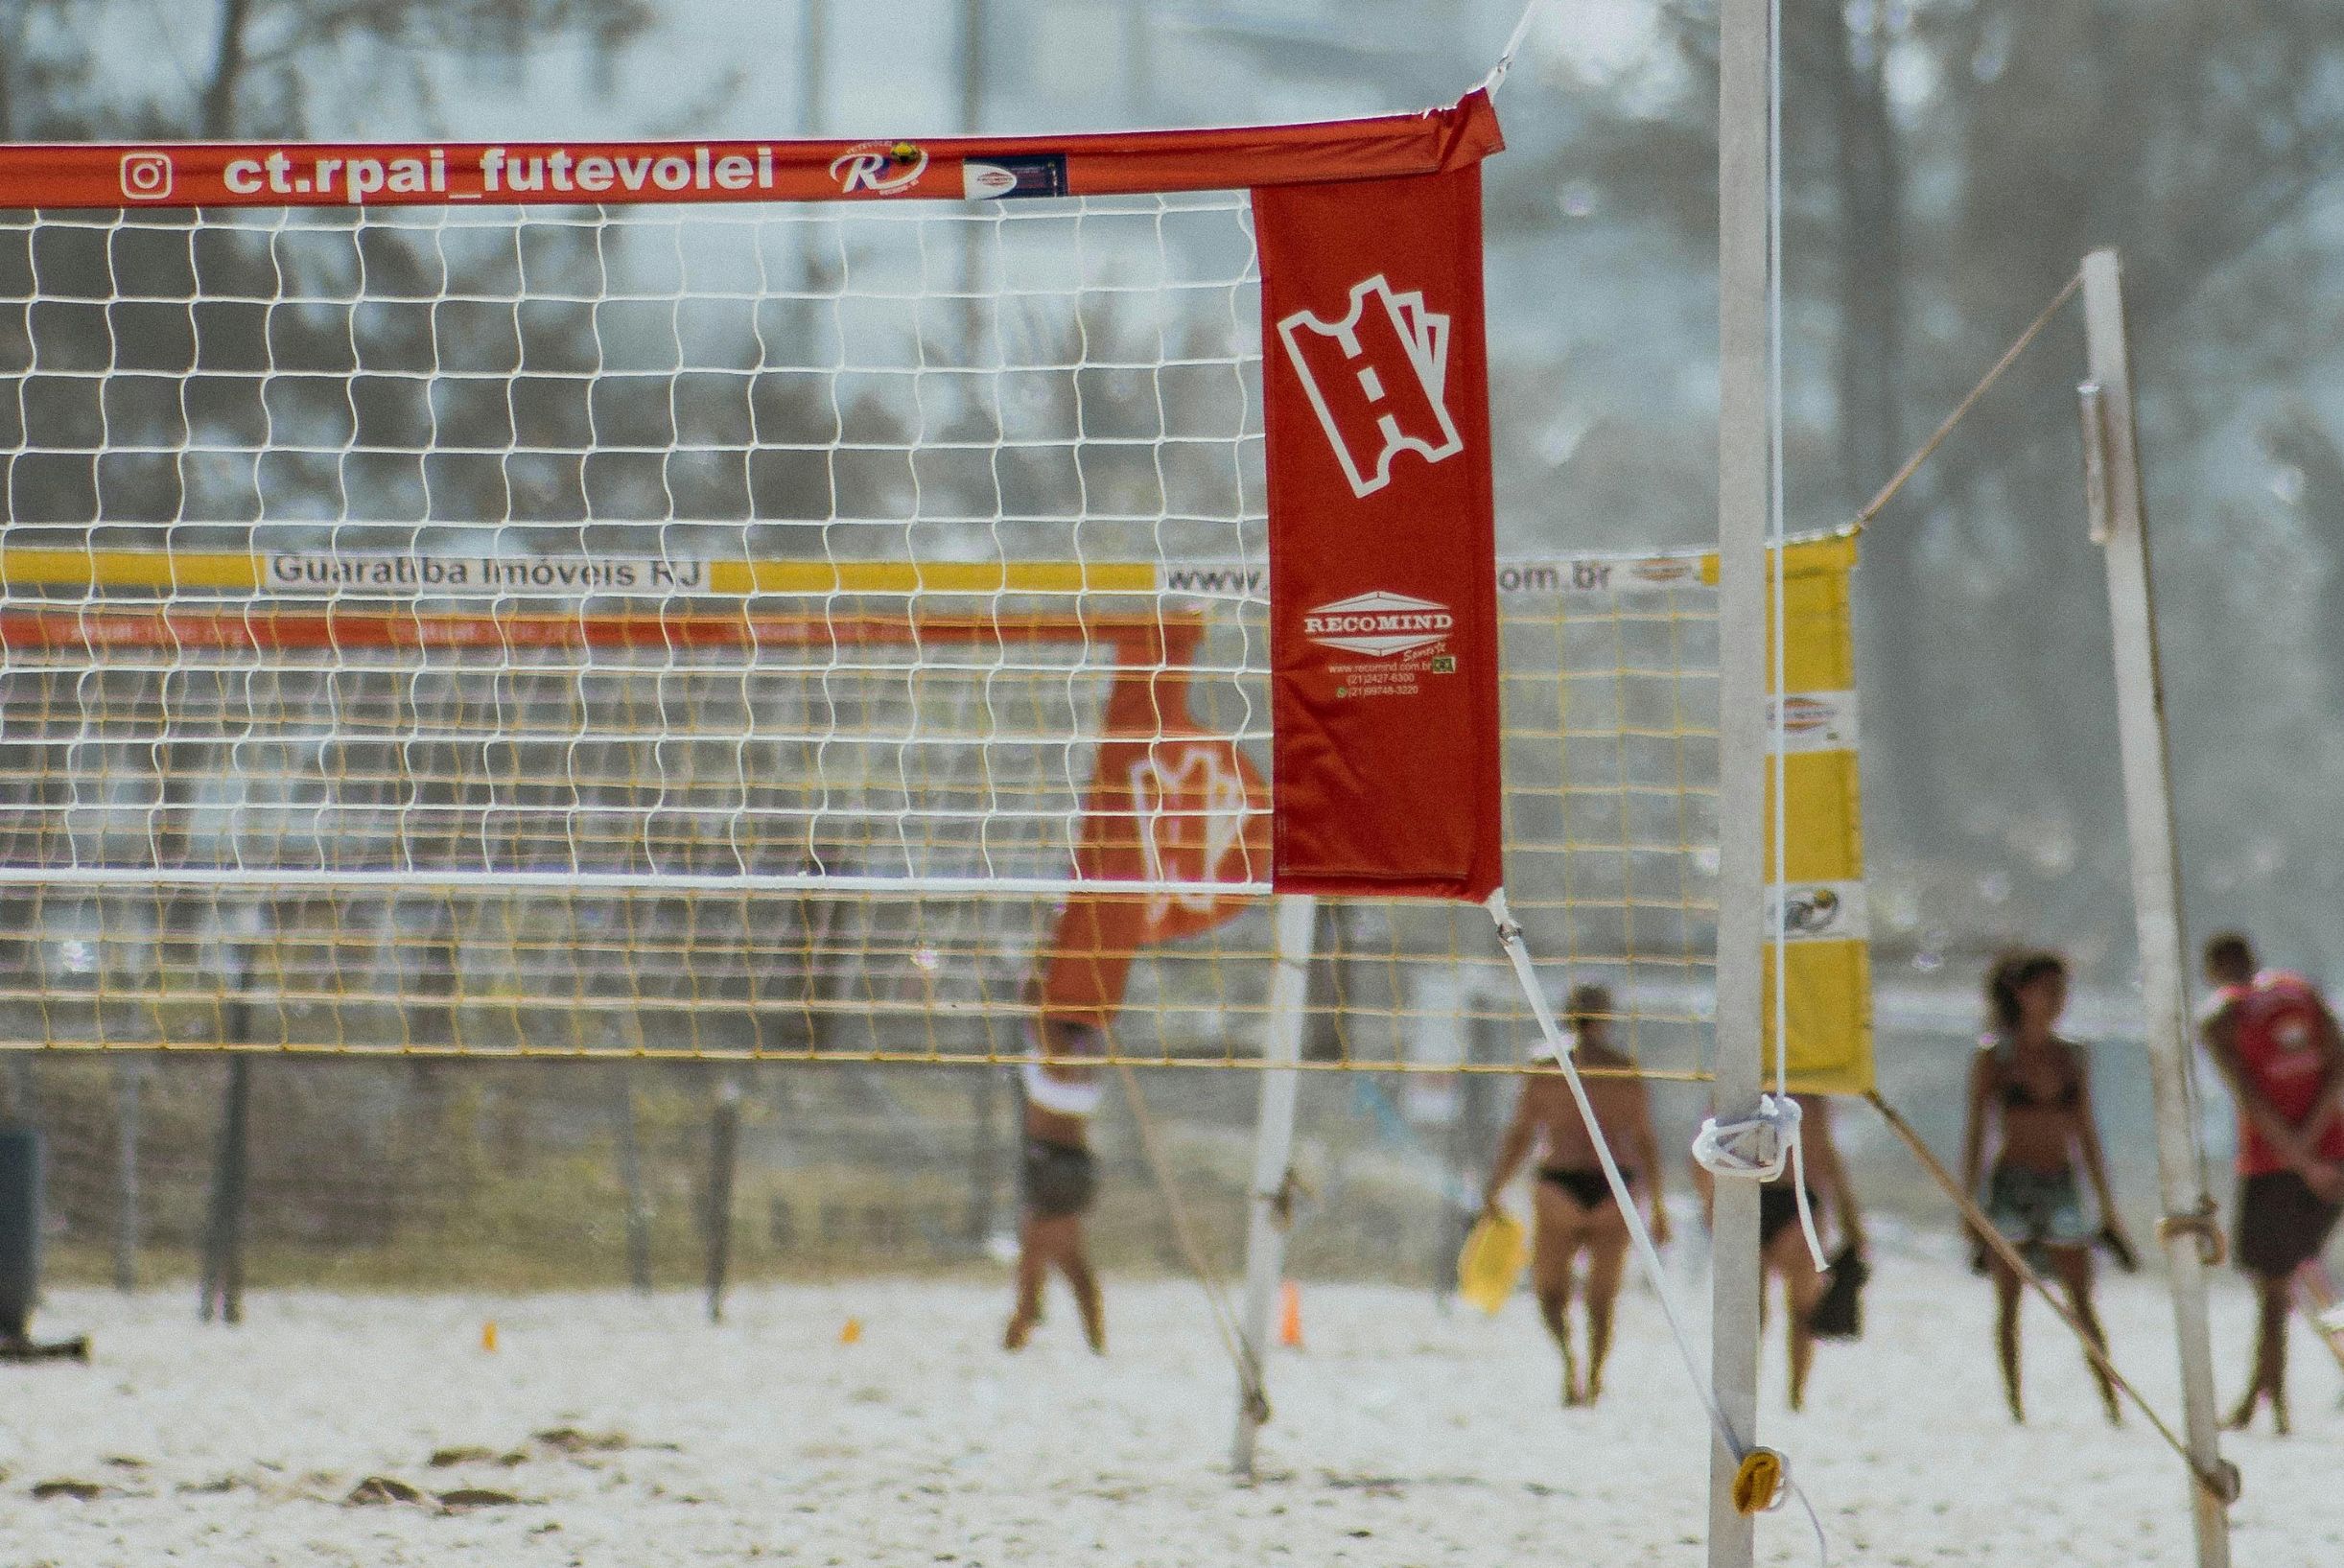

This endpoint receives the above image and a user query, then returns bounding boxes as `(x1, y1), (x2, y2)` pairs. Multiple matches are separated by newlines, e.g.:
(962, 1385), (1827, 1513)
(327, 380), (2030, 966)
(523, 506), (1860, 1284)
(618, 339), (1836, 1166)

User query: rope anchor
(2155, 1197), (2227, 1269)
(1265, 1166), (1309, 1229)
(1731, 1448), (1788, 1515)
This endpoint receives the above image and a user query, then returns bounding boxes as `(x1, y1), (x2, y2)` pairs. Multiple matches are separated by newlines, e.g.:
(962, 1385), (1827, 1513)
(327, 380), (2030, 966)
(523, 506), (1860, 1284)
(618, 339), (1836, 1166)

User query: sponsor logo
(1766, 690), (1859, 754)
(1301, 589), (1454, 658)
(1626, 556), (1699, 587)
(963, 153), (1068, 200)
(119, 152), (175, 200)
(1129, 743), (1254, 928)
(829, 140), (927, 196)
(1777, 695), (1836, 735)
(1783, 886), (1842, 934)
(1766, 880), (1869, 943)
(1277, 273), (1463, 499)
(262, 551), (706, 594)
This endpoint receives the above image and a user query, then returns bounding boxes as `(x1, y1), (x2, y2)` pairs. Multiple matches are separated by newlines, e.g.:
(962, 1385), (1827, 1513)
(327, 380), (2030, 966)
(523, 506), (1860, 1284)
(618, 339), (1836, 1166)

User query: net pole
(1231, 893), (1317, 1477)
(703, 1076), (743, 1324)
(616, 1071), (653, 1296)
(1710, 0), (1773, 1561)
(113, 1060), (141, 1294)
(2078, 247), (2234, 1567)
(199, 1057), (252, 1326)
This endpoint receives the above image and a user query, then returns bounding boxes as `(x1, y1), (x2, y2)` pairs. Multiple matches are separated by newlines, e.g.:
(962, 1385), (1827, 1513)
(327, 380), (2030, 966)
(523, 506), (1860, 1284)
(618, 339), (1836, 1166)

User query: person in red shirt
(2199, 932), (2344, 1434)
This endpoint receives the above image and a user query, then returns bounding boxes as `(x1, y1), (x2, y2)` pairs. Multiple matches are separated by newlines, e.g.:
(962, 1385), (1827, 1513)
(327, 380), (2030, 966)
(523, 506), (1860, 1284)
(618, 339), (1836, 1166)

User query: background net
(0, 187), (1746, 1289)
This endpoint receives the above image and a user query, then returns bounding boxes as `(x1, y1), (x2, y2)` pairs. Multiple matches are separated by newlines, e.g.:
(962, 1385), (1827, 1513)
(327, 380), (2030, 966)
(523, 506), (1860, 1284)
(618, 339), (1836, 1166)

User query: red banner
(1256, 163), (1504, 901)
(1041, 644), (1270, 1026)
(0, 95), (1499, 210)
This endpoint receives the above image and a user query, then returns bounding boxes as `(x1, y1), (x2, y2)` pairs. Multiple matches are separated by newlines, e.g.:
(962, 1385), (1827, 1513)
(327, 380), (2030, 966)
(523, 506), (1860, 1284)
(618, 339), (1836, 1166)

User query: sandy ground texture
(0, 1253), (2336, 1567)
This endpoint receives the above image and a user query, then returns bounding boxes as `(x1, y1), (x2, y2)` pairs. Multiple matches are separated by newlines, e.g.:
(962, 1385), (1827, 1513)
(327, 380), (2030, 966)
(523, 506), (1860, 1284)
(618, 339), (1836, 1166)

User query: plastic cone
(839, 1317), (863, 1345)
(1277, 1280), (1303, 1349)
(481, 1320), (498, 1353)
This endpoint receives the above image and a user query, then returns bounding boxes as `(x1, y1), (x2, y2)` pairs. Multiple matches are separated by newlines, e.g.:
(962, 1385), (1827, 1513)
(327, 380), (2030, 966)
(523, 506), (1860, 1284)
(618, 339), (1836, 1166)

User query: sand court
(1, 1253), (2333, 1566)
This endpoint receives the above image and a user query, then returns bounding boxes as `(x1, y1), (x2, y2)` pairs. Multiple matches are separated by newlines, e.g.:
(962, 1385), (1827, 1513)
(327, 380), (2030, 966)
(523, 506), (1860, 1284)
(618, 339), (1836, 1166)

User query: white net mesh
(0, 193), (1723, 1071)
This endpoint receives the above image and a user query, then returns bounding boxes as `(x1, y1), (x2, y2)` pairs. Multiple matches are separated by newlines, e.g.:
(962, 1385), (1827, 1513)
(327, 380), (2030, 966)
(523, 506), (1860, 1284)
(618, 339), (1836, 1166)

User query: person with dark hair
(1004, 982), (1109, 1354)
(1961, 948), (2129, 1423)
(1482, 983), (1668, 1406)
(2199, 931), (2344, 1434)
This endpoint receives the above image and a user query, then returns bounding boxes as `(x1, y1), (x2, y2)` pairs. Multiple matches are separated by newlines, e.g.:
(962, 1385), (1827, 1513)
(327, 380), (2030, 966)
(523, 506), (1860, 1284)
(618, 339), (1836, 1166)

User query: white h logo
(1277, 273), (1464, 499)
(1129, 745), (1253, 928)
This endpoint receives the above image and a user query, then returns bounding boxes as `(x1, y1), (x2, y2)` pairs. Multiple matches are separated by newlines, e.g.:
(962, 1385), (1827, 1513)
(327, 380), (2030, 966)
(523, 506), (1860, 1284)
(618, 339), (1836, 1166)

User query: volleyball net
(0, 97), (1870, 1091)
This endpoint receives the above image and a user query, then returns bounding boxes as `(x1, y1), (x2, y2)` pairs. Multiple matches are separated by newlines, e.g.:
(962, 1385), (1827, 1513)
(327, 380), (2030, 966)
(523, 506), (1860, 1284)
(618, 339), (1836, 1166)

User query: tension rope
(1113, 1062), (1274, 1426)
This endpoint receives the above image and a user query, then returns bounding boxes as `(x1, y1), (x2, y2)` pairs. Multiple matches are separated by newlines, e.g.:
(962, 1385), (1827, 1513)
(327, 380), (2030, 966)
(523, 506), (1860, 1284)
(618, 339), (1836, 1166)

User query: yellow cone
(481, 1320), (499, 1353)
(1457, 1209), (1526, 1315)
(839, 1318), (863, 1345)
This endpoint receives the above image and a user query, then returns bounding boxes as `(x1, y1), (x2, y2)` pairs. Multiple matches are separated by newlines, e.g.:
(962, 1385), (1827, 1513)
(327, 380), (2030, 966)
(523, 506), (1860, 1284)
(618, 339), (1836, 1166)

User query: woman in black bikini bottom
(1483, 985), (1669, 1406)
(1538, 1165), (1623, 1211)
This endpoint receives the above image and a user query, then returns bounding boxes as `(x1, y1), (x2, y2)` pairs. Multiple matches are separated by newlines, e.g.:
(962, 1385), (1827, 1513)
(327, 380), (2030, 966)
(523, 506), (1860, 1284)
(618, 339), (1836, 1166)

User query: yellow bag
(1457, 1208), (1527, 1315)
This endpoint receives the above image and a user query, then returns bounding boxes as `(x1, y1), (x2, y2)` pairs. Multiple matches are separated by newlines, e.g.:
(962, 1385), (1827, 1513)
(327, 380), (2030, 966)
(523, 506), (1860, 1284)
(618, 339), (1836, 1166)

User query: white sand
(0, 1254), (2335, 1566)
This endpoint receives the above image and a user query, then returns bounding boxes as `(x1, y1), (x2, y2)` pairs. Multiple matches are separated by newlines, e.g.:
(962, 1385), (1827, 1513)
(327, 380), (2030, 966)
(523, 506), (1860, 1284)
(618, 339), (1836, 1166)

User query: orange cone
(839, 1317), (863, 1345)
(1277, 1280), (1303, 1349)
(481, 1320), (498, 1353)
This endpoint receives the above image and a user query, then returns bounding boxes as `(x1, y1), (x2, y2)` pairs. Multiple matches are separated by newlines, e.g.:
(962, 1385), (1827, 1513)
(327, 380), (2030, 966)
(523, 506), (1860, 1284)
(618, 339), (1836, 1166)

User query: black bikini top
(1987, 1035), (2082, 1112)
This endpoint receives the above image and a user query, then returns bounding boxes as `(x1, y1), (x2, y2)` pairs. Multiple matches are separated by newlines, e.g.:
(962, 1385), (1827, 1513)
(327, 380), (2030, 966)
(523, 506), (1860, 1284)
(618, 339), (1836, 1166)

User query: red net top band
(0, 92), (1499, 211)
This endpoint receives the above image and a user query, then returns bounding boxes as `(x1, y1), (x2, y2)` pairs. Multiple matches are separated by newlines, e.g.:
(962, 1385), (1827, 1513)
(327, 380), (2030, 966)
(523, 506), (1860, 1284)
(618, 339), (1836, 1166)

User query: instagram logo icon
(119, 152), (175, 200)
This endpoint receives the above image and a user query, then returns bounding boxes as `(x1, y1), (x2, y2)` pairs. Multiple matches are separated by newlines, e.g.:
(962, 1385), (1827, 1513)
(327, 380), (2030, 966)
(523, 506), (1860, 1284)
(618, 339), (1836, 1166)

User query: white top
(1528, 1028), (1580, 1065)
(1021, 1016), (1105, 1117)
(1021, 1056), (1104, 1117)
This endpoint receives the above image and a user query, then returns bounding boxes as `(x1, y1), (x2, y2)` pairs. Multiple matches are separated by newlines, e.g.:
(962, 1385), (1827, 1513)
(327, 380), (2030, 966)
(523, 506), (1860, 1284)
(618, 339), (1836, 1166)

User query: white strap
(1479, 0), (1550, 94)
(1695, 1094), (1831, 1273)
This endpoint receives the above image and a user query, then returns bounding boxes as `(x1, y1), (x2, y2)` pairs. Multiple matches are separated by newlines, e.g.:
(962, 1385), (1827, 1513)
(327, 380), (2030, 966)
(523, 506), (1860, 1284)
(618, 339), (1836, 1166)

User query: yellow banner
(1759, 531), (1872, 1095)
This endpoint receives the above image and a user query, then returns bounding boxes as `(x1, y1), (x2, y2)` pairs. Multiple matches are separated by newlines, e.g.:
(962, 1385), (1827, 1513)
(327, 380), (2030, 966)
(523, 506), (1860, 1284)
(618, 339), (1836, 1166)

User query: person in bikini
(1482, 984), (1669, 1406)
(1004, 980), (1108, 1354)
(1961, 948), (2131, 1423)
(2199, 931), (2344, 1435)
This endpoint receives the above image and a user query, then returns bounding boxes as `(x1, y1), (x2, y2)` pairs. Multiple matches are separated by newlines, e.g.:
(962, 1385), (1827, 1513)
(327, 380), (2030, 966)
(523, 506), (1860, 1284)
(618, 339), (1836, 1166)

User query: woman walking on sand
(1962, 948), (2132, 1424)
(1481, 984), (1669, 1406)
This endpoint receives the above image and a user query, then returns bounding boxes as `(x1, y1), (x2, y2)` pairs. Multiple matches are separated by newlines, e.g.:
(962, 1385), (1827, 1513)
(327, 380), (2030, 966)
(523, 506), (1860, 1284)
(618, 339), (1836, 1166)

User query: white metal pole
(2078, 247), (2233, 1568)
(1231, 893), (1318, 1477)
(1710, 1), (1772, 1563)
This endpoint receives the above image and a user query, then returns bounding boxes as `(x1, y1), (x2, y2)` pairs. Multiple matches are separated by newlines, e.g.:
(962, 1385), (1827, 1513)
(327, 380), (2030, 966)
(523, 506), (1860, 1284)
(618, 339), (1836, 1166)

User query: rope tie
(1694, 1094), (1830, 1271)
(1262, 1167), (1307, 1229)
(2156, 1197), (2227, 1269)
(1693, 1094), (1799, 1182)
